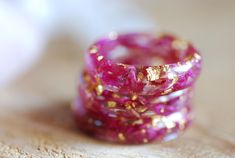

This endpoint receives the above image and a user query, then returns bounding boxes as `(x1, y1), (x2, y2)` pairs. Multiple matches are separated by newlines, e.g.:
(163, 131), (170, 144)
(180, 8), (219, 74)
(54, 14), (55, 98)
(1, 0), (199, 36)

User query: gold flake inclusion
(112, 93), (120, 98)
(118, 133), (126, 141)
(136, 107), (148, 113)
(95, 84), (104, 95)
(83, 73), (91, 82)
(163, 65), (170, 72)
(90, 45), (98, 54)
(161, 73), (178, 95)
(117, 63), (128, 68)
(107, 101), (117, 108)
(137, 72), (144, 81)
(124, 102), (132, 110)
(172, 39), (188, 51)
(146, 67), (161, 81)
(161, 88), (173, 95)
(131, 94), (138, 101)
(132, 119), (143, 125)
(151, 116), (162, 127)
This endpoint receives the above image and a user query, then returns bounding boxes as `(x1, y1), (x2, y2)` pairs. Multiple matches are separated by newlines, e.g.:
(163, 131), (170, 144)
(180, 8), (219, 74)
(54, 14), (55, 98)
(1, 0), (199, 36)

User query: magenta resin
(73, 32), (202, 144)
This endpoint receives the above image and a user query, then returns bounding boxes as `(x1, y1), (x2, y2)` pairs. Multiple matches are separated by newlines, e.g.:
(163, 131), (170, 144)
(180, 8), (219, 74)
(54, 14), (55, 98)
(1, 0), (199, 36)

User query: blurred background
(0, 0), (234, 157)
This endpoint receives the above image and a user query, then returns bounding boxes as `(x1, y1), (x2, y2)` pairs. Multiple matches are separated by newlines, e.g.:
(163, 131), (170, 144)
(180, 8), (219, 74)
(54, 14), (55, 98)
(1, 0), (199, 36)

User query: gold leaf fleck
(146, 67), (161, 81)
(124, 103), (132, 110)
(90, 45), (98, 54)
(95, 84), (104, 95)
(83, 73), (91, 82)
(132, 119), (143, 125)
(161, 88), (173, 95)
(131, 94), (138, 101)
(112, 93), (120, 98)
(137, 72), (144, 81)
(136, 107), (148, 113)
(117, 63), (127, 68)
(172, 39), (188, 51)
(107, 101), (117, 108)
(151, 116), (163, 127)
(163, 65), (170, 72)
(118, 133), (126, 141)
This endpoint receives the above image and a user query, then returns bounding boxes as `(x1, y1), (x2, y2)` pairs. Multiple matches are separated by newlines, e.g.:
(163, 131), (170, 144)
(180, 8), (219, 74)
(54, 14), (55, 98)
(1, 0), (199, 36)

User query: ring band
(73, 32), (202, 144)
(84, 33), (201, 95)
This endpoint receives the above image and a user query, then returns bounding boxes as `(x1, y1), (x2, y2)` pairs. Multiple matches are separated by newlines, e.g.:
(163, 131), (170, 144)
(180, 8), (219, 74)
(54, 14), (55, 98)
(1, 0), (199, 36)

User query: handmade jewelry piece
(73, 32), (202, 144)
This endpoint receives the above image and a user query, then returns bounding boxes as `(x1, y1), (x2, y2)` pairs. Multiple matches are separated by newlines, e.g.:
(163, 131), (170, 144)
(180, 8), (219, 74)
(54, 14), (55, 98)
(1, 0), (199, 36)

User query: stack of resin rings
(73, 32), (202, 144)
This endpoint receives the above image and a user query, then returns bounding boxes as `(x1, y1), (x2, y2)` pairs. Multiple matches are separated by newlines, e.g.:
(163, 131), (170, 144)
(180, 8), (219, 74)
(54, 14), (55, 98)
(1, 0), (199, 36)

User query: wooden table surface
(0, 1), (235, 157)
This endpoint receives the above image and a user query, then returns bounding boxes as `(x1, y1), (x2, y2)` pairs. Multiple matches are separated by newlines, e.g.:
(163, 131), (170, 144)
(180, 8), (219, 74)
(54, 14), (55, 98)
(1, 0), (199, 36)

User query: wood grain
(0, 1), (235, 157)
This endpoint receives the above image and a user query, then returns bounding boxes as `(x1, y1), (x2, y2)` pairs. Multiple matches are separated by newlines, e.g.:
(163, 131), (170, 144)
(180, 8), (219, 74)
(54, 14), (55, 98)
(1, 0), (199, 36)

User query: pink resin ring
(79, 73), (192, 117)
(74, 95), (193, 144)
(74, 32), (202, 144)
(85, 33), (202, 96)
